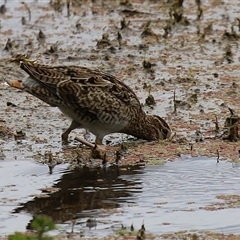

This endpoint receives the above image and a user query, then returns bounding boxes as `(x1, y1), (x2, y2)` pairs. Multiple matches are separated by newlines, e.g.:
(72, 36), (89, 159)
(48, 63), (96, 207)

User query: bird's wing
(20, 61), (141, 124)
(56, 67), (141, 124)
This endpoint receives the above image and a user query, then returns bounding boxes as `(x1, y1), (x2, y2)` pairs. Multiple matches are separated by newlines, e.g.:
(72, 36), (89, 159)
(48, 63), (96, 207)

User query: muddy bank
(0, 0), (240, 165)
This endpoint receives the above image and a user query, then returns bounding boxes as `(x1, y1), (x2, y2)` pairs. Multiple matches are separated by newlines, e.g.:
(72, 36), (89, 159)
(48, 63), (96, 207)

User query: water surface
(1, 157), (240, 237)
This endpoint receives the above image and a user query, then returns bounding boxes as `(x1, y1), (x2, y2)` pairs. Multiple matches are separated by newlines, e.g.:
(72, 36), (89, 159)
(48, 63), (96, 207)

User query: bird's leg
(95, 136), (103, 145)
(74, 134), (103, 148)
(92, 136), (108, 151)
(74, 136), (95, 148)
(62, 120), (81, 143)
(75, 134), (121, 153)
(95, 136), (120, 152)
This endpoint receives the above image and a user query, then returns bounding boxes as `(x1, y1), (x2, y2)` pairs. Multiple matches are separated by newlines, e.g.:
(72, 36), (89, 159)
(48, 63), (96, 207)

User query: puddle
(0, 160), (69, 236)
(1, 157), (240, 238)
(1, 0), (240, 163)
(115, 157), (240, 235)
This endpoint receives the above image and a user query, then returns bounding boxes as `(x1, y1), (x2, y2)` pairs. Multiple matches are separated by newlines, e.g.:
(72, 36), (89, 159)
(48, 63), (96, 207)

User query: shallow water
(0, 159), (69, 235)
(1, 156), (240, 237)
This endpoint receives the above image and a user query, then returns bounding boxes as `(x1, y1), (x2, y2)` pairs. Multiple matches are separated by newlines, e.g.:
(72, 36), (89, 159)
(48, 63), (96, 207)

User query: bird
(6, 57), (171, 145)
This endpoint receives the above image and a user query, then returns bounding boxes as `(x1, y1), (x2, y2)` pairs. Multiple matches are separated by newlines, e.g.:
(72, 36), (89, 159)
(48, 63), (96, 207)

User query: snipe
(6, 58), (171, 144)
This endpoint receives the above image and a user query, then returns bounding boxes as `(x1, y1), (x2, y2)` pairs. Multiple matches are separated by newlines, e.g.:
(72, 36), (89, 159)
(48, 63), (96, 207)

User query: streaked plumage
(6, 59), (171, 144)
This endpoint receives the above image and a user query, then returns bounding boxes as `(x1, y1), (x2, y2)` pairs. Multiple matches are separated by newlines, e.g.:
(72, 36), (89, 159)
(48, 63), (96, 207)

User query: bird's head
(145, 115), (171, 140)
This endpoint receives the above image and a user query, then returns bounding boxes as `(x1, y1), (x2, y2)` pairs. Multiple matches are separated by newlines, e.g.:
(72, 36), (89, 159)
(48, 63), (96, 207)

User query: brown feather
(7, 59), (171, 143)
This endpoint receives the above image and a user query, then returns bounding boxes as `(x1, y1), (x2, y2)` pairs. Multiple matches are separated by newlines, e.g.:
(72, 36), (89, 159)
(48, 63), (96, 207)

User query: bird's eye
(161, 128), (169, 138)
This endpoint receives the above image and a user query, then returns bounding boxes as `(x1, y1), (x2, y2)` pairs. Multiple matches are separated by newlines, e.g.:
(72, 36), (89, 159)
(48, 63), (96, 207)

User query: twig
(67, 0), (70, 18)
(21, 2), (31, 21)
(216, 149), (220, 164)
(228, 107), (234, 117)
(75, 136), (121, 151)
(74, 136), (94, 148)
(214, 114), (220, 138)
(173, 89), (177, 114)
